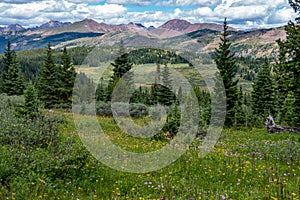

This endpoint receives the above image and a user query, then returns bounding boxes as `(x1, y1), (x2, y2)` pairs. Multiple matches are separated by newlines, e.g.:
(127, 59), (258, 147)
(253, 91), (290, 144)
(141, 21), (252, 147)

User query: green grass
(1, 110), (299, 199)
(51, 113), (300, 200)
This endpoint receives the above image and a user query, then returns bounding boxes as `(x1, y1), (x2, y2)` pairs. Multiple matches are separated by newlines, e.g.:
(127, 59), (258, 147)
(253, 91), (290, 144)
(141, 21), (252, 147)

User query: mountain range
(0, 19), (286, 58)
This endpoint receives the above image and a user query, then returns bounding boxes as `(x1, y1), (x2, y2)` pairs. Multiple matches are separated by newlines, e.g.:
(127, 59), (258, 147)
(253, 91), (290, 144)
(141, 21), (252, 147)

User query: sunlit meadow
(18, 112), (298, 200)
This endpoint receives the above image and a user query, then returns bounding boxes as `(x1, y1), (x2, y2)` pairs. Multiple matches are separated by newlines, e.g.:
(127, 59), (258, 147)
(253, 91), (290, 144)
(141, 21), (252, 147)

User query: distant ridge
(32, 20), (71, 30)
(0, 18), (286, 58)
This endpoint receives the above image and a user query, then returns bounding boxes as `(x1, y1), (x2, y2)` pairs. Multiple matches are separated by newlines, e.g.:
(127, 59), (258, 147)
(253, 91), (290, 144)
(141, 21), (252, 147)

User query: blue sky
(0, 0), (297, 29)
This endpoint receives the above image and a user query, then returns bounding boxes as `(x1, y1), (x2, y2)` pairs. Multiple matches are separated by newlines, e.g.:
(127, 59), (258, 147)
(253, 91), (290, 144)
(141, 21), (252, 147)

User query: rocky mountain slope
(0, 19), (286, 58)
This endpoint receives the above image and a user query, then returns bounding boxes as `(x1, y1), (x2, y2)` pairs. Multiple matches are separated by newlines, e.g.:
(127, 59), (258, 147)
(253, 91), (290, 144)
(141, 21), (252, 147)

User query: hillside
(0, 19), (286, 59)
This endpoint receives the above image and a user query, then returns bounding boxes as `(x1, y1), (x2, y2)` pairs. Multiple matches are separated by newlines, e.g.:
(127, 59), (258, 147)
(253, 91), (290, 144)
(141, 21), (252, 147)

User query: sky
(0, 0), (297, 30)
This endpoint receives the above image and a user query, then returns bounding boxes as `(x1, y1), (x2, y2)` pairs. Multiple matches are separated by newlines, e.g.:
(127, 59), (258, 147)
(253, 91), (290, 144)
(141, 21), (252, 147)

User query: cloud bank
(0, 0), (297, 29)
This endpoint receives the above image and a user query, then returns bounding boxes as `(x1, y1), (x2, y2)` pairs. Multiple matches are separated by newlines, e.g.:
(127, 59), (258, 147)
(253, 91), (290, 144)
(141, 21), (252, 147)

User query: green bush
(96, 101), (149, 118)
(0, 95), (91, 198)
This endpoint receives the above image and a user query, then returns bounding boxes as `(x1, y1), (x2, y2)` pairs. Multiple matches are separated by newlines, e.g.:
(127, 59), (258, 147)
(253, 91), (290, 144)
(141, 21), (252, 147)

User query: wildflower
(38, 178), (46, 184)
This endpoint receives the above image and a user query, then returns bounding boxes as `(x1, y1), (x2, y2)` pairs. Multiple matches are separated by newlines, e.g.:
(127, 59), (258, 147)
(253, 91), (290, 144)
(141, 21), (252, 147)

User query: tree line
(0, 0), (298, 135)
(0, 41), (76, 120)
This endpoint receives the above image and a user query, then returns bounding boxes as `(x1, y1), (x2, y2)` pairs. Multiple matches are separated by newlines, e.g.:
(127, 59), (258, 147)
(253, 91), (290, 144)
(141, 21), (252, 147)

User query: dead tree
(265, 115), (299, 133)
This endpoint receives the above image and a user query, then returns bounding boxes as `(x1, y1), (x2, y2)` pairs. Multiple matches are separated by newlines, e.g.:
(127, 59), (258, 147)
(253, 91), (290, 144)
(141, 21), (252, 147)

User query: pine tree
(281, 91), (297, 126)
(2, 40), (13, 74)
(37, 42), (60, 108)
(96, 78), (106, 102)
(106, 40), (133, 102)
(158, 65), (175, 106)
(0, 40), (24, 95)
(214, 18), (239, 127)
(2, 54), (24, 95)
(58, 47), (76, 107)
(177, 86), (183, 103)
(150, 83), (159, 105)
(234, 86), (245, 129)
(276, 0), (300, 127)
(251, 61), (277, 119)
(23, 82), (41, 120)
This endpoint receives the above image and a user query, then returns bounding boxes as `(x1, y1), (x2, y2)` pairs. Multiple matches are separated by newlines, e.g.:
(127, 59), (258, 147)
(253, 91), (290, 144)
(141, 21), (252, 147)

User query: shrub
(96, 101), (149, 118)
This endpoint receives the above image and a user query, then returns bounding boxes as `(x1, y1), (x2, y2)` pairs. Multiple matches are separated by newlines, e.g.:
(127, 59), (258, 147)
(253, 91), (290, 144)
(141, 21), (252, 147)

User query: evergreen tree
(59, 47), (76, 107)
(2, 54), (24, 95)
(177, 86), (183, 103)
(251, 61), (277, 118)
(234, 86), (245, 129)
(2, 40), (13, 74)
(23, 82), (41, 120)
(281, 91), (297, 126)
(276, 0), (300, 127)
(214, 18), (239, 127)
(158, 65), (175, 106)
(37, 43), (60, 108)
(106, 40), (133, 102)
(95, 78), (106, 102)
(1, 40), (14, 94)
(150, 83), (159, 105)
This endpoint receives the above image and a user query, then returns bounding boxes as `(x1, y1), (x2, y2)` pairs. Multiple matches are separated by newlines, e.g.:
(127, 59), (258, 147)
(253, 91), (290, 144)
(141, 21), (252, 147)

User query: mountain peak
(82, 18), (98, 23)
(159, 19), (192, 31)
(128, 22), (146, 29)
(38, 20), (71, 29)
(7, 24), (25, 31)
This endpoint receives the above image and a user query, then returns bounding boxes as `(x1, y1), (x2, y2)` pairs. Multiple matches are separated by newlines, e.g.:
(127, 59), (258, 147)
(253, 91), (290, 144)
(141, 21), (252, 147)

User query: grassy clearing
(56, 113), (300, 200)
(0, 108), (299, 199)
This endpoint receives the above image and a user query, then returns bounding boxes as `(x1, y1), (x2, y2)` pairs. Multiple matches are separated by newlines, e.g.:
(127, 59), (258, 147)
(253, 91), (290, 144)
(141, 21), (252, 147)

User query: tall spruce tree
(23, 82), (41, 120)
(234, 86), (246, 129)
(1, 40), (14, 94)
(37, 42), (60, 108)
(3, 40), (13, 74)
(214, 18), (239, 127)
(276, 0), (300, 127)
(59, 47), (76, 107)
(106, 40), (133, 102)
(96, 78), (106, 102)
(158, 65), (175, 106)
(3, 54), (24, 95)
(281, 91), (297, 126)
(251, 61), (278, 119)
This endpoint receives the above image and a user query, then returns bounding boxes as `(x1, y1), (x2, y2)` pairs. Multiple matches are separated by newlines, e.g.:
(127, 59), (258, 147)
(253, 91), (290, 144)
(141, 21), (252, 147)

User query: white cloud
(0, 0), (297, 29)
(231, 0), (288, 8)
(89, 4), (127, 19)
(106, 0), (157, 6)
(1, 0), (104, 3)
(215, 5), (268, 20)
(267, 7), (297, 24)
(158, 0), (221, 7)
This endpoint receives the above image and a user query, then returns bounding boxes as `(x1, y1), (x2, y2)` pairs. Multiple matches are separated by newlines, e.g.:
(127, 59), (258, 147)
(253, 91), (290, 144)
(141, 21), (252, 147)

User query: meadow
(0, 95), (299, 200)
(61, 115), (300, 199)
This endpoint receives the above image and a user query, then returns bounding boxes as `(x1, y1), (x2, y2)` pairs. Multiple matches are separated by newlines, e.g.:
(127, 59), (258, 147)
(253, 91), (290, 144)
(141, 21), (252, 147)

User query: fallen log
(265, 115), (300, 133)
